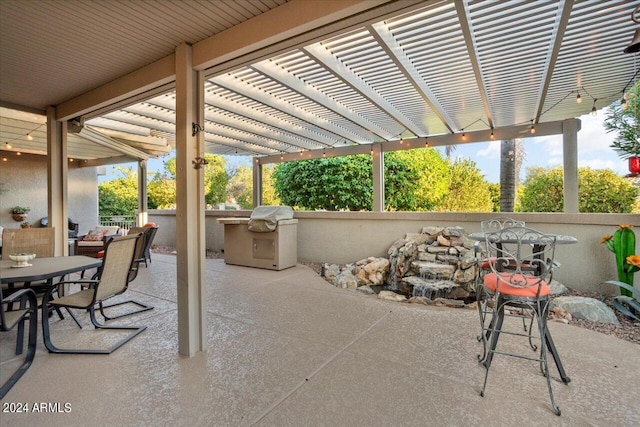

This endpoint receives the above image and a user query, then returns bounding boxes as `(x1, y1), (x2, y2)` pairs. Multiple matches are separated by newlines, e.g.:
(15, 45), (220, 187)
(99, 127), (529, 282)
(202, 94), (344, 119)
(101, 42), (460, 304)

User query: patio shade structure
(1, 0), (639, 356)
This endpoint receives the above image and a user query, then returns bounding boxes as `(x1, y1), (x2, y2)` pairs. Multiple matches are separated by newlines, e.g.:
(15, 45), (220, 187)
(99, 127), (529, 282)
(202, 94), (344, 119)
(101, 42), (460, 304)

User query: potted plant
(604, 81), (640, 174)
(10, 206), (30, 222)
(20, 221), (30, 229)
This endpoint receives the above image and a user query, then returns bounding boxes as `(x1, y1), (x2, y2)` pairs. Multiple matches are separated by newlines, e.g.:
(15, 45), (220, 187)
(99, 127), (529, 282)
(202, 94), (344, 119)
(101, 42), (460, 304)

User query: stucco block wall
(149, 210), (639, 293)
(0, 152), (98, 233)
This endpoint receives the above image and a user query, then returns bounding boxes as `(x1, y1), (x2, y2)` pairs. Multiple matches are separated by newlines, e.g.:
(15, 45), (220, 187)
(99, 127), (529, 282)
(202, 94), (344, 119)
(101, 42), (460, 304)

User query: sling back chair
(95, 228), (154, 320)
(478, 226), (566, 416)
(41, 233), (146, 354)
(0, 288), (37, 399)
(475, 217), (526, 359)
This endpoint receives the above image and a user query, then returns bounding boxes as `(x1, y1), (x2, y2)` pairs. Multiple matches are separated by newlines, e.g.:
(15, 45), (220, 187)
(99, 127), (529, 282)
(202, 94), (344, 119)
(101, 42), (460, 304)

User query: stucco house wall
(0, 152), (98, 235)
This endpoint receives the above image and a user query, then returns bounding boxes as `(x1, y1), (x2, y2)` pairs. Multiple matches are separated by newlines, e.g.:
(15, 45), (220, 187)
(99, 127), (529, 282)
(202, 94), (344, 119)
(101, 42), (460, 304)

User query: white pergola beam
(251, 59), (394, 140)
(204, 88), (335, 147)
(454, 0), (493, 129)
(534, 0), (574, 122)
(257, 120), (569, 164)
(213, 73), (371, 143)
(369, 22), (457, 133)
(303, 42), (425, 136)
(78, 127), (150, 160)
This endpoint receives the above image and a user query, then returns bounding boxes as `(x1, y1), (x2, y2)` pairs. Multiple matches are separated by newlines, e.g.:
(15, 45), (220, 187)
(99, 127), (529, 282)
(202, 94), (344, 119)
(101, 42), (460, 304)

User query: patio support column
(253, 159), (262, 208)
(46, 106), (68, 256)
(562, 118), (580, 213)
(175, 43), (206, 356)
(372, 143), (384, 212)
(137, 159), (148, 226)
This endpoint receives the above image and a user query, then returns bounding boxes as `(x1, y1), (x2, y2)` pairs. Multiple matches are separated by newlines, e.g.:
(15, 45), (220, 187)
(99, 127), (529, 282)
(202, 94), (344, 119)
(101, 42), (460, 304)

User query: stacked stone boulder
(325, 256), (390, 291)
(387, 226), (478, 299)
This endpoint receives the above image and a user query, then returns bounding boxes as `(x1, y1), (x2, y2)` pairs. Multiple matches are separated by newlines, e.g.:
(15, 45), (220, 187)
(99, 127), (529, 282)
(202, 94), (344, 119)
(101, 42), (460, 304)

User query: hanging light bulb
(490, 130), (495, 139)
(26, 133), (33, 140)
(5, 142), (12, 149)
(621, 98), (628, 109)
(530, 123), (536, 135)
(576, 92), (582, 103)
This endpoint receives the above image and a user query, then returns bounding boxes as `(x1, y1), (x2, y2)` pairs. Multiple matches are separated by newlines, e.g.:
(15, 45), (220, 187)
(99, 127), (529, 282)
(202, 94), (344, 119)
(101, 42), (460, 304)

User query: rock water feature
(322, 225), (620, 325)
(324, 226), (480, 304)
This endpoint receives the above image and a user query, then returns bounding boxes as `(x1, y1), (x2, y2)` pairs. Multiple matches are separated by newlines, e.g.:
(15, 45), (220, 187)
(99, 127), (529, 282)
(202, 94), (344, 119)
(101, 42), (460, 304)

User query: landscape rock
(550, 296), (619, 324)
(334, 270), (359, 289)
(357, 285), (375, 295)
(378, 290), (407, 302)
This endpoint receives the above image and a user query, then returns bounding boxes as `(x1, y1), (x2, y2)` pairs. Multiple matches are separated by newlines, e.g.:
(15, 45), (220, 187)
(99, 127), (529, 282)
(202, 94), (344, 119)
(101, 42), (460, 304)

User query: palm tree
(499, 138), (525, 212)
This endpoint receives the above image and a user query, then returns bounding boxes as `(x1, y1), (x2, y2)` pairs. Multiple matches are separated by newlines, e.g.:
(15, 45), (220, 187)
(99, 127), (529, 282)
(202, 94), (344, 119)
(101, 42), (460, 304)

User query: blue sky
(100, 109), (626, 184)
(451, 110), (627, 183)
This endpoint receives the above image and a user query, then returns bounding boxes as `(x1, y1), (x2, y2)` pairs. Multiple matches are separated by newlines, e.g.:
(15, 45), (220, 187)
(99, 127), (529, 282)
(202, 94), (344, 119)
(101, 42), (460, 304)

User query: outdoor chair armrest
(2, 288), (37, 305)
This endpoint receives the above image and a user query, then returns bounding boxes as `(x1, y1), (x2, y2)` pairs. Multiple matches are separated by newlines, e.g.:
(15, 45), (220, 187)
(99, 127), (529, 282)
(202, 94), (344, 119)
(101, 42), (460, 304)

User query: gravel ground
(153, 247), (639, 345)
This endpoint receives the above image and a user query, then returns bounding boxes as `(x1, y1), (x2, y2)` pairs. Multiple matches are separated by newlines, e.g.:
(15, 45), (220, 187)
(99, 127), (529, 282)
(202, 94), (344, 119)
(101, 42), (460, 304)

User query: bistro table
(468, 230), (577, 384)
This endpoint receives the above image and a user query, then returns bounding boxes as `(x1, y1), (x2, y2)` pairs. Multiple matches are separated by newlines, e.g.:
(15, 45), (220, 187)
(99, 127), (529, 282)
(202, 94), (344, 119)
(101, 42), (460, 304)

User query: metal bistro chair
(479, 226), (565, 415)
(41, 233), (146, 354)
(475, 217), (526, 358)
(0, 288), (37, 399)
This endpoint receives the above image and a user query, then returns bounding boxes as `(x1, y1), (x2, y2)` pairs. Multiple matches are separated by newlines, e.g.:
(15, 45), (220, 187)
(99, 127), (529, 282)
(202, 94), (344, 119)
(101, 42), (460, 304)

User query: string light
(621, 98), (628, 109)
(26, 133), (33, 140)
(591, 99), (598, 115)
(490, 129), (495, 139)
(530, 121), (536, 134)
(576, 91), (582, 103)
(4, 142), (12, 149)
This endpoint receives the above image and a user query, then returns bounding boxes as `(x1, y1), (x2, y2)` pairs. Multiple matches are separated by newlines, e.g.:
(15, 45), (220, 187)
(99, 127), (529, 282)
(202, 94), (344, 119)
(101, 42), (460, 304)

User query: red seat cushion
(483, 272), (550, 298)
(96, 250), (105, 259)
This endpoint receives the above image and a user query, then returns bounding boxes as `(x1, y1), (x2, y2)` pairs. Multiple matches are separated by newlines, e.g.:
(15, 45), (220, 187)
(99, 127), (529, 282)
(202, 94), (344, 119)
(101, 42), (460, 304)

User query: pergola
(1, 0), (638, 355)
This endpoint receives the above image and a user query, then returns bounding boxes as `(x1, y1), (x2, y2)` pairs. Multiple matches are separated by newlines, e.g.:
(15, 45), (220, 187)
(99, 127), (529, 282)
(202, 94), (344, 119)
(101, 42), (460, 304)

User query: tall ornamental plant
(602, 225), (639, 297)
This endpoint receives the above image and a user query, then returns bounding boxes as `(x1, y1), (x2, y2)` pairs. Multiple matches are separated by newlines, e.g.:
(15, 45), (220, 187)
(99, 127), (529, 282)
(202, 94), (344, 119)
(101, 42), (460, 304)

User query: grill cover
(248, 206), (294, 232)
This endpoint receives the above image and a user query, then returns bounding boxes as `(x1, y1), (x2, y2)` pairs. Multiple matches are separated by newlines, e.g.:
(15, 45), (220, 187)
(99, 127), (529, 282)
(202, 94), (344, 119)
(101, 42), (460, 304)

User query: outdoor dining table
(1, 255), (102, 352)
(0, 255), (102, 287)
(468, 230), (578, 385)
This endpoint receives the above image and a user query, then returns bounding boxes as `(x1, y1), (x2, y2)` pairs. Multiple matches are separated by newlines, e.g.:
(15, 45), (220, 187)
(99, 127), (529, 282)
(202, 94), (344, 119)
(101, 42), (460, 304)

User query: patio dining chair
(41, 233), (146, 354)
(94, 228), (154, 320)
(1, 227), (81, 351)
(0, 288), (37, 399)
(478, 226), (564, 415)
(475, 217), (525, 357)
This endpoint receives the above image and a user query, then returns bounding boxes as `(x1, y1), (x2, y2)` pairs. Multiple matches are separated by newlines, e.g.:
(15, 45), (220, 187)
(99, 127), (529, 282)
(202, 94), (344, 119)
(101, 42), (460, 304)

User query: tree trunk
(500, 139), (516, 212)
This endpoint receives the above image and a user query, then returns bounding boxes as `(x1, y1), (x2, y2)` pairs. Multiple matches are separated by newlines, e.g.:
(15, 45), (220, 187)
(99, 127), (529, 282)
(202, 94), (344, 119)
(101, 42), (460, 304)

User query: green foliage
(10, 206), (30, 213)
(145, 154), (229, 209)
(604, 81), (640, 158)
(227, 165), (253, 209)
(386, 149), (450, 210)
(274, 155), (373, 210)
(203, 154), (228, 207)
(487, 183), (501, 212)
(272, 149), (450, 211)
(98, 166), (138, 216)
(434, 158), (492, 212)
(519, 167), (637, 213)
(262, 165), (281, 206)
(148, 173), (176, 209)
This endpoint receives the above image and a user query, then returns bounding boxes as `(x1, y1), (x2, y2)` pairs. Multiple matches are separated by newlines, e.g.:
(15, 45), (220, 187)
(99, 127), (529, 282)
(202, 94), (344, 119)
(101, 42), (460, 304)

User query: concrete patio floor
(1, 254), (638, 426)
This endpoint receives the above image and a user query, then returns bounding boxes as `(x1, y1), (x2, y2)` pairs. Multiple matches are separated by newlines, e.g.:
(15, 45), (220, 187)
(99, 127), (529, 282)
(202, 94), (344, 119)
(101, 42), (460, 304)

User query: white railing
(99, 215), (136, 232)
